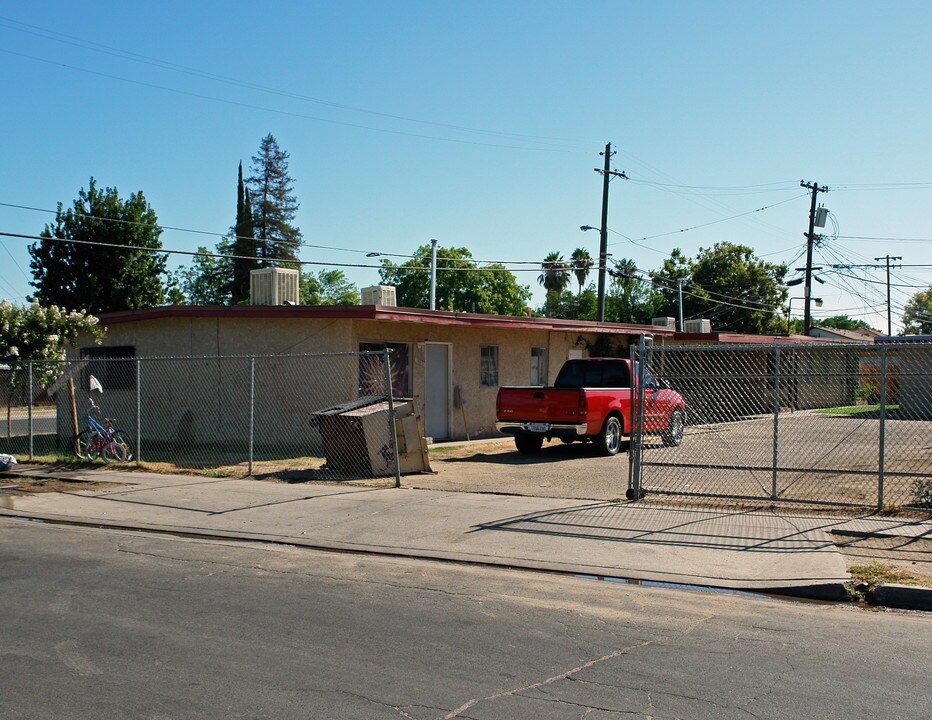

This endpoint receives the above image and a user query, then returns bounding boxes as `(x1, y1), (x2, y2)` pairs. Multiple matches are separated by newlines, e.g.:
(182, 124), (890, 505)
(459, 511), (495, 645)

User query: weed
(910, 478), (932, 509)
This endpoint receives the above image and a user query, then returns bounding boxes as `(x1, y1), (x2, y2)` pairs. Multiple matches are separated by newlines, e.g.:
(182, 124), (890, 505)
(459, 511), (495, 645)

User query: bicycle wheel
(74, 429), (98, 460)
(105, 430), (134, 463)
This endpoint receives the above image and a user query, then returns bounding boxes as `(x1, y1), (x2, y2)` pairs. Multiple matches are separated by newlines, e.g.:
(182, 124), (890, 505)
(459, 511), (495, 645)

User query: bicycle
(73, 397), (134, 463)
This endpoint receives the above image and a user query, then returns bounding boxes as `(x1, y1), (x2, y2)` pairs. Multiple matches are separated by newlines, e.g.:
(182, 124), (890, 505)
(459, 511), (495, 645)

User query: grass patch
(849, 561), (924, 588)
(813, 404), (898, 416)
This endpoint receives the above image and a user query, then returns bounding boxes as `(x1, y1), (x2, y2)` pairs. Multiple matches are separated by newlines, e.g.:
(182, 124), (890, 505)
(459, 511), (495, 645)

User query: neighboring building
(875, 336), (932, 419)
(810, 325), (883, 342)
(78, 304), (673, 442)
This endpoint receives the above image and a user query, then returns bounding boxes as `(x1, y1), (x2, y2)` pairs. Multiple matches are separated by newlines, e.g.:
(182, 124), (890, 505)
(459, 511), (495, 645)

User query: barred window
(480, 345), (499, 387)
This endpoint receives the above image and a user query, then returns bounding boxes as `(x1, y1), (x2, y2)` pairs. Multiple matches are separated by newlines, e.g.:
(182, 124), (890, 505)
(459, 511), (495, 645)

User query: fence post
(28, 361), (34, 460)
(877, 346), (887, 510)
(248, 357), (255, 477)
(771, 348), (781, 501)
(383, 349), (401, 488)
(628, 338), (648, 501)
(135, 359), (141, 464)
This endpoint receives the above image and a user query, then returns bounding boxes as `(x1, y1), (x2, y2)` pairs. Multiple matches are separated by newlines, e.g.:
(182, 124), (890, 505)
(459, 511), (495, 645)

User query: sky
(1, 1), (930, 333)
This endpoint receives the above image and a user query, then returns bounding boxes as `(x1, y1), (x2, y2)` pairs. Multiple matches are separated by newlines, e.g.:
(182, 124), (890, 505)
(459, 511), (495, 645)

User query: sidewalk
(2, 464), (930, 609)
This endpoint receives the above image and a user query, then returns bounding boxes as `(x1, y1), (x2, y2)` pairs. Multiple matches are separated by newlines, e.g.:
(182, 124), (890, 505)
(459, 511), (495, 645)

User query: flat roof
(99, 304), (672, 336)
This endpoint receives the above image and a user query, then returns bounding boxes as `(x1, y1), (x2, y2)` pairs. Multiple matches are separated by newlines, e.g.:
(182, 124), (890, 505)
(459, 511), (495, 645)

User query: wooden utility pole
(595, 144), (627, 322)
(875, 254), (903, 335)
(800, 180), (828, 335)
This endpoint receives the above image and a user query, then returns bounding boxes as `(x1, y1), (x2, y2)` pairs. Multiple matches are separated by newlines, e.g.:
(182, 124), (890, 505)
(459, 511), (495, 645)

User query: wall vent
(361, 285), (397, 306)
(683, 318), (712, 334)
(250, 267), (299, 305)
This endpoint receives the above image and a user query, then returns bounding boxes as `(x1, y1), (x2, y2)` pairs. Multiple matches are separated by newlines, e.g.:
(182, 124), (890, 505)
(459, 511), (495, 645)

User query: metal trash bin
(309, 395), (391, 476)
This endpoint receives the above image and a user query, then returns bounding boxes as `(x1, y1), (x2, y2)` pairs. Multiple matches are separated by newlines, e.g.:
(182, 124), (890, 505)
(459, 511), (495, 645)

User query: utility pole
(595, 143), (627, 322)
(800, 180), (828, 336)
(875, 254), (903, 335)
(677, 278), (684, 331)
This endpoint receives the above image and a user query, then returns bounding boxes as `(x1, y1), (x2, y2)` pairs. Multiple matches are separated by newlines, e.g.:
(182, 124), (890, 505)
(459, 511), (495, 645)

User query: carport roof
(99, 304), (672, 337)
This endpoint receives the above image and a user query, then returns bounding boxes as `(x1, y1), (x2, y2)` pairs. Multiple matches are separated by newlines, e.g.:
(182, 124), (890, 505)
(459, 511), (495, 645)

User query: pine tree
(246, 134), (301, 265)
(230, 161), (257, 303)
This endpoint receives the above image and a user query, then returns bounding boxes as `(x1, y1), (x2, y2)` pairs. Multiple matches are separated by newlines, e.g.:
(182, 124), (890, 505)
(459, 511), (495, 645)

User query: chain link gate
(628, 341), (932, 510)
(3, 351), (403, 484)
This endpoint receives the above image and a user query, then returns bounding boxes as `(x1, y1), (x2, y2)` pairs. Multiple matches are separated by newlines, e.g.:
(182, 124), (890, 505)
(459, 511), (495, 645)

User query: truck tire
(596, 415), (623, 456)
(660, 408), (684, 447)
(514, 433), (544, 454)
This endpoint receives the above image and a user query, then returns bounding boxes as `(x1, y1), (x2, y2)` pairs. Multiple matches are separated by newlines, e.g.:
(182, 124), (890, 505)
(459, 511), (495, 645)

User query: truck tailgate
(497, 387), (583, 422)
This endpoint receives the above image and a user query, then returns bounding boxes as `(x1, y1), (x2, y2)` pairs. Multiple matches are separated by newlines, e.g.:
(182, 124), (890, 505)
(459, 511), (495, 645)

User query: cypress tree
(230, 161), (257, 303)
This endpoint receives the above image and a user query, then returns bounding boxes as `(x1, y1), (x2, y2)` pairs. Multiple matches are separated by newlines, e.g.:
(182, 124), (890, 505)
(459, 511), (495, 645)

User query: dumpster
(310, 396), (430, 477)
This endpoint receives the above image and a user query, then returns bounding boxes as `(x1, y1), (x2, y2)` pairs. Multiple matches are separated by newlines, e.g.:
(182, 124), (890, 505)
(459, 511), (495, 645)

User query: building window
(359, 342), (411, 397)
(530, 347), (548, 386)
(480, 345), (499, 386)
(80, 346), (136, 391)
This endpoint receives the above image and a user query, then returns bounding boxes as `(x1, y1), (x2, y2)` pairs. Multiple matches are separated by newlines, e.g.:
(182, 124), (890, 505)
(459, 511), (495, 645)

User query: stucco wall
(70, 315), (642, 445)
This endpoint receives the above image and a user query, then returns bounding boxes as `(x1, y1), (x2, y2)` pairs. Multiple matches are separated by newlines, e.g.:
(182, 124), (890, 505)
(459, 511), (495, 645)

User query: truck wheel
(514, 433), (544, 454)
(660, 409), (684, 447)
(596, 416), (623, 456)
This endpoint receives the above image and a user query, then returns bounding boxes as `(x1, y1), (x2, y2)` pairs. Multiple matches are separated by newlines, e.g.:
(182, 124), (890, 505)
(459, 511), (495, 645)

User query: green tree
(815, 315), (875, 332)
(379, 245), (530, 315)
(902, 287), (932, 335)
(651, 244), (786, 333)
(606, 258), (660, 324)
(247, 134), (301, 265)
(547, 288), (598, 320)
(689, 243), (786, 333)
(29, 179), (167, 313)
(570, 248), (593, 295)
(170, 241), (235, 305)
(300, 270), (359, 305)
(230, 161), (258, 303)
(0, 300), (104, 447)
(538, 252), (571, 317)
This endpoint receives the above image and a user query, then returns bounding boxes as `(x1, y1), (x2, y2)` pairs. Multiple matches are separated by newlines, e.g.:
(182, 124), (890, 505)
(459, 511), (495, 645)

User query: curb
(0, 508), (850, 603)
(867, 584), (932, 612)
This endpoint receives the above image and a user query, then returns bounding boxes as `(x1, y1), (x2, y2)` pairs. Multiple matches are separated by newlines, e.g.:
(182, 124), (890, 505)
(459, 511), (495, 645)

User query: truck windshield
(554, 360), (631, 388)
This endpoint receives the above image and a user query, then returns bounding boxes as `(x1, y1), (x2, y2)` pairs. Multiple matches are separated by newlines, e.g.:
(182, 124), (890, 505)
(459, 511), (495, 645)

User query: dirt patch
(0, 478), (127, 495)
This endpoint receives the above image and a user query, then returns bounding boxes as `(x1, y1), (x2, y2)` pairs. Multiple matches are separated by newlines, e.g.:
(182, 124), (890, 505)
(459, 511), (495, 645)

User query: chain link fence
(2, 351), (403, 483)
(629, 341), (932, 510)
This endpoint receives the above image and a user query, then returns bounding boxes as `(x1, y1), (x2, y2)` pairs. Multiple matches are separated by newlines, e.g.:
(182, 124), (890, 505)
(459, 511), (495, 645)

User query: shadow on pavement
(471, 502), (849, 553)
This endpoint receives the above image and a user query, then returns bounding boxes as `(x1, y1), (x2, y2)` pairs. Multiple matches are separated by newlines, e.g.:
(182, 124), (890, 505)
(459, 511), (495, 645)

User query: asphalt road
(2, 519), (930, 719)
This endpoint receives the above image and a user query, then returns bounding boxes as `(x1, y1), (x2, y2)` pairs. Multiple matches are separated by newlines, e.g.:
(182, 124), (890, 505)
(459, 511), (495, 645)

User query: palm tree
(570, 248), (593, 294)
(538, 252), (571, 316)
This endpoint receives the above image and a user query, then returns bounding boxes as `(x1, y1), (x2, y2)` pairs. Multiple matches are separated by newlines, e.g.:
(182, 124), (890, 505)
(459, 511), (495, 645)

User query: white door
(425, 343), (450, 440)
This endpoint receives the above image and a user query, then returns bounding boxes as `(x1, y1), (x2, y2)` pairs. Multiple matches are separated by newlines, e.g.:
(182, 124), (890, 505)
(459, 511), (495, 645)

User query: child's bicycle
(73, 397), (134, 463)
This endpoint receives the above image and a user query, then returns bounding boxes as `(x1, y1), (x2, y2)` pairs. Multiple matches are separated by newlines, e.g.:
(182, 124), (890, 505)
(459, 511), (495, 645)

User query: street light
(786, 296), (822, 334)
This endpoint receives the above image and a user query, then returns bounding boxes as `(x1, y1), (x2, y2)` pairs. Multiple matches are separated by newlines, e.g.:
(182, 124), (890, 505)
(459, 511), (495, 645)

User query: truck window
(554, 360), (630, 388)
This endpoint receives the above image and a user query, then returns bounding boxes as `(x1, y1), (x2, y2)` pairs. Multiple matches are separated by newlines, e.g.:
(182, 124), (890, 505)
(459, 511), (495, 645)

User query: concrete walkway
(2, 464), (931, 607)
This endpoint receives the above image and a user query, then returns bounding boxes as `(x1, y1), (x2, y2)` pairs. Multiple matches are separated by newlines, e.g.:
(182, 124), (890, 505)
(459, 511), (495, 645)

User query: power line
(1, 48), (569, 153)
(606, 194), (804, 247)
(0, 15), (573, 147)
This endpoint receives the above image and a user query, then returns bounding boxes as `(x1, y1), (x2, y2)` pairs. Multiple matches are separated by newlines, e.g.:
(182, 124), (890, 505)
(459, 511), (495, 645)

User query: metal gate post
(248, 357), (255, 477)
(877, 346), (887, 510)
(135, 359), (141, 464)
(771, 349), (781, 501)
(383, 349), (401, 488)
(627, 343), (637, 497)
(28, 361), (34, 460)
(628, 338), (648, 501)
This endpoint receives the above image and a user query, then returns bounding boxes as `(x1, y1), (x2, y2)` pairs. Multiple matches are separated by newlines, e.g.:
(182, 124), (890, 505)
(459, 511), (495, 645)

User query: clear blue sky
(2, 1), (930, 333)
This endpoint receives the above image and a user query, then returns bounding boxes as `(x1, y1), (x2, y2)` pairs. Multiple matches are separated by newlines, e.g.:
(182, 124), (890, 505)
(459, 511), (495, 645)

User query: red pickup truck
(495, 357), (685, 455)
